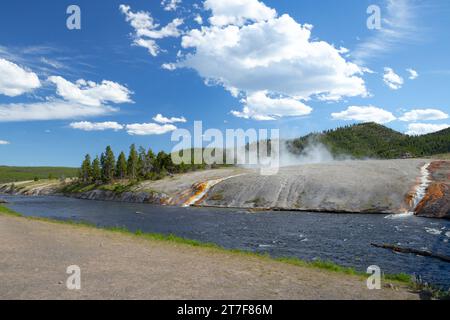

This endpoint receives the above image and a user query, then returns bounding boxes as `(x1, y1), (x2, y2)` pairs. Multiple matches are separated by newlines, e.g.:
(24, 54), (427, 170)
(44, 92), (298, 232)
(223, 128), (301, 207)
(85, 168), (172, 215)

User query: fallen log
(371, 243), (450, 263)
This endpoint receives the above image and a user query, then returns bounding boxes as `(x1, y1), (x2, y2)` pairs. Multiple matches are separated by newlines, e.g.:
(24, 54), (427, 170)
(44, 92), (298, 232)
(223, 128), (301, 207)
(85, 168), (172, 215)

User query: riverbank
(1, 159), (449, 218)
(0, 207), (419, 300)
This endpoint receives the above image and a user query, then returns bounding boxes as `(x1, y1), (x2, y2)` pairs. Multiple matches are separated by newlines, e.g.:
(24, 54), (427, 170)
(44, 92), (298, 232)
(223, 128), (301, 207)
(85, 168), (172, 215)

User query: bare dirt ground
(0, 214), (418, 300)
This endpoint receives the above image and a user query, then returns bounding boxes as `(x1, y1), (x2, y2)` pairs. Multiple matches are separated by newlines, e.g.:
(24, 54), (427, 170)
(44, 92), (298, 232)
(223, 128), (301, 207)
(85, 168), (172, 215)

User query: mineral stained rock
(202, 159), (428, 214)
(415, 161), (450, 219)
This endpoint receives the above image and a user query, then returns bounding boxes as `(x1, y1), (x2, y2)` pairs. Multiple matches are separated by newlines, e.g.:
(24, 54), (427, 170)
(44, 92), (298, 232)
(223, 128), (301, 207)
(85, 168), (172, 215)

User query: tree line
(79, 144), (207, 184)
(287, 122), (450, 159)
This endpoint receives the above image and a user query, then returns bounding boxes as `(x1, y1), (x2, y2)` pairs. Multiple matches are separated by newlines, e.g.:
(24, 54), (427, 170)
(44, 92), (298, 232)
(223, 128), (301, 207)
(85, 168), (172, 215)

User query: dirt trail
(0, 215), (418, 300)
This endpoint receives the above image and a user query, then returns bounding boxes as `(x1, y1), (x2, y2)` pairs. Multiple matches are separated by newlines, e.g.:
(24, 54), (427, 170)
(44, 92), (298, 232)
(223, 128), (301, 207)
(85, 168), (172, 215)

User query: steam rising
(278, 142), (336, 167)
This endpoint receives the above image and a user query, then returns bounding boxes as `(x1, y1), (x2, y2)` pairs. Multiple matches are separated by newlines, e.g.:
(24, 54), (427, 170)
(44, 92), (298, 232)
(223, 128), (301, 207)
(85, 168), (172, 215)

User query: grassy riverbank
(0, 166), (78, 183)
(0, 204), (411, 284)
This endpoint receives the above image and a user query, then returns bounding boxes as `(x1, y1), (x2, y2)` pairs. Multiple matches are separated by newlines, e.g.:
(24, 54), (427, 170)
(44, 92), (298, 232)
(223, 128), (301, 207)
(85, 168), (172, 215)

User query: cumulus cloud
(180, 14), (367, 100)
(126, 123), (177, 135)
(0, 100), (117, 122)
(153, 113), (187, 124)
(399, 109), (448, 122)
(161, 0), (181, 11)
(331, 106), (396, 124)
(119, 0), (368, 121)
(231, 91), (312, 120)
(406, 68), (418, 80)
(69, 121), (124, 131)
(204, 0), (276, 26)
(48, 76), (133, 107)
(383, 67), (404, 90)
(0, 58), (41, 96)
(0, 72), (131, 122)
(161, 63), (177, 71)
(406, 123), (450, 136)
(120, 4), (183, 56)
(69, 119), (180, 136)
(0, 140), (10, 145)
(194, 14), (203, 25)
(176, 2), (368, 120)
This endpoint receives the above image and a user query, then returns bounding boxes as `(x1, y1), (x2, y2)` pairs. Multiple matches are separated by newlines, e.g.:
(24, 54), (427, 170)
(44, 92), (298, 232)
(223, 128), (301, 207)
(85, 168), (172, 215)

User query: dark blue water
(3, 195), (450, 289)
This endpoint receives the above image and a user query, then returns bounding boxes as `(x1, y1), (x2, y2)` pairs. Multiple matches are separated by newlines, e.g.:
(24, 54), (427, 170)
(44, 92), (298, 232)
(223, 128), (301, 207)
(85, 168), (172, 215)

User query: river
(3, 194), (450, 289)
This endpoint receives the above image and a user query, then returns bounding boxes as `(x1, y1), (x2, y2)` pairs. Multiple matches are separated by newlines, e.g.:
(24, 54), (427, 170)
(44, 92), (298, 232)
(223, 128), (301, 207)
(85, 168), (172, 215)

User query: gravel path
(0, 214), (418, 300)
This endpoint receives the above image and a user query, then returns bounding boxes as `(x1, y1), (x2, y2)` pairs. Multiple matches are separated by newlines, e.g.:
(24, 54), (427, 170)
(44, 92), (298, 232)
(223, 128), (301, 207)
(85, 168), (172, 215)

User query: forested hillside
(287, 123), (450, 159)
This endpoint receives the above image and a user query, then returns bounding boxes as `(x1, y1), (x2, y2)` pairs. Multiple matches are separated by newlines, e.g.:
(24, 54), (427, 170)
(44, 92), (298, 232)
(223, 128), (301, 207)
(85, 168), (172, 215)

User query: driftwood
(371, 243), (450, 263)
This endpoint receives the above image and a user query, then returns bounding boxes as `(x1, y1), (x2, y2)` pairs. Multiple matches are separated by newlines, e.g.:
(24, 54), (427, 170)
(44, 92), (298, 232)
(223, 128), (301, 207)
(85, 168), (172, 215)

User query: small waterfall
(385, 163), (431, 219)
(183, 174), (246, 207)
(411, 163), (432, 210)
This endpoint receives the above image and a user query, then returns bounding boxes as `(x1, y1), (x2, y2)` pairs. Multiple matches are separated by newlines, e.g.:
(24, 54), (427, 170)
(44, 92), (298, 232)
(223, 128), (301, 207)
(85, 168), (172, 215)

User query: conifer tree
(80, 154), (92, 183)
(91, 156), (101, 183)
(101, 146), (116, 183)
(116, 152), (128, 179)
(127, 144), (139, 180)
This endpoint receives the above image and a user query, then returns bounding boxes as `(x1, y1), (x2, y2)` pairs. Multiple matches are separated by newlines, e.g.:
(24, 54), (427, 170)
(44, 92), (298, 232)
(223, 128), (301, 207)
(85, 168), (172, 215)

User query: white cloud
(126, 123), (177, 135)
(231, 91), (312, 120)
(161, 0), (181, 11)
(161, 63), (177, 71)
(120, 0), (368, 121)
(399, 109), (448, 122)
(120, 4), (183, 56)
(153, 113), (187, 124)
(194, 14), (203, 25)
(406, 123), (450, 136)
(0, 100), (117, 122)
(69, 121), (124, 131)
(0, 58), (41, 96)
(204, 0), (276, 26)
(180, 14), (366, 101)
(383, 67), (404, 90)
(353, 0), (419, 63)
(406, 68), (419, 80)
(176, 4), (367, 120)
(0, 140), (10, 145)
(48, 76), (133, 107)
(331, 106), (396, 124)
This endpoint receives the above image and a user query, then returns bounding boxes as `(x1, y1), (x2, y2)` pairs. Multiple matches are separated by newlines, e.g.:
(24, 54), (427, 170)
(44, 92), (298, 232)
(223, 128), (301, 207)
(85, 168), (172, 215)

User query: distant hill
(0, 166), (78, 183)
(287, 123), (450, 159)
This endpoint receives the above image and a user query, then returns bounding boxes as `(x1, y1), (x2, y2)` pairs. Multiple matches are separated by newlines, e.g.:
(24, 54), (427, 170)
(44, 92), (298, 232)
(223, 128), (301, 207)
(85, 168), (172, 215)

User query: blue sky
(0, 0), (449, 166)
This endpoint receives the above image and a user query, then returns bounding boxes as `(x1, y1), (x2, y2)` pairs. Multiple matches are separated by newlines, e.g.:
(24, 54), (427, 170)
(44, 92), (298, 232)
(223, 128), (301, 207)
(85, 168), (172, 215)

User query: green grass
(0, 204), (22, 217)
(0, 204), (417, 289)
(0, 166), (78, 183)
(60, 181), (140, 195)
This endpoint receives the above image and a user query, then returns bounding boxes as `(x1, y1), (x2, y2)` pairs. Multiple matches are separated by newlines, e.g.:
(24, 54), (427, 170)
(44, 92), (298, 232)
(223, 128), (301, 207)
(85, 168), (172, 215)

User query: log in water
(371, 243), (450, 263)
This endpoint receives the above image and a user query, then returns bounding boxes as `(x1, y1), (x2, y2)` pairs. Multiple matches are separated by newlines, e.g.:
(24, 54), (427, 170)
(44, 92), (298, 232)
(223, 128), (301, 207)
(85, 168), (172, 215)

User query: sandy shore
(0, 214), (418, 300)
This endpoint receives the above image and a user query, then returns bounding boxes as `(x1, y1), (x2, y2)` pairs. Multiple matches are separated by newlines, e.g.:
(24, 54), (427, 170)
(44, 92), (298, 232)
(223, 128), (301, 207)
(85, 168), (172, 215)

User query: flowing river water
(2, 194), (450, 289)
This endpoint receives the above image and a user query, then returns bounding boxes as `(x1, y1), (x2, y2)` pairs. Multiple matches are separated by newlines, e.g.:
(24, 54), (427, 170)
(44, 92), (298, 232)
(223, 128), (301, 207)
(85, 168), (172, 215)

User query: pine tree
(101, 146), (116, 183)
(80, 154), (92, 183)
(127, 144), (139, 180)
(91, 156), (101, 183)
(100, 152), (106, 181)
(116, 152), (128, 180)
